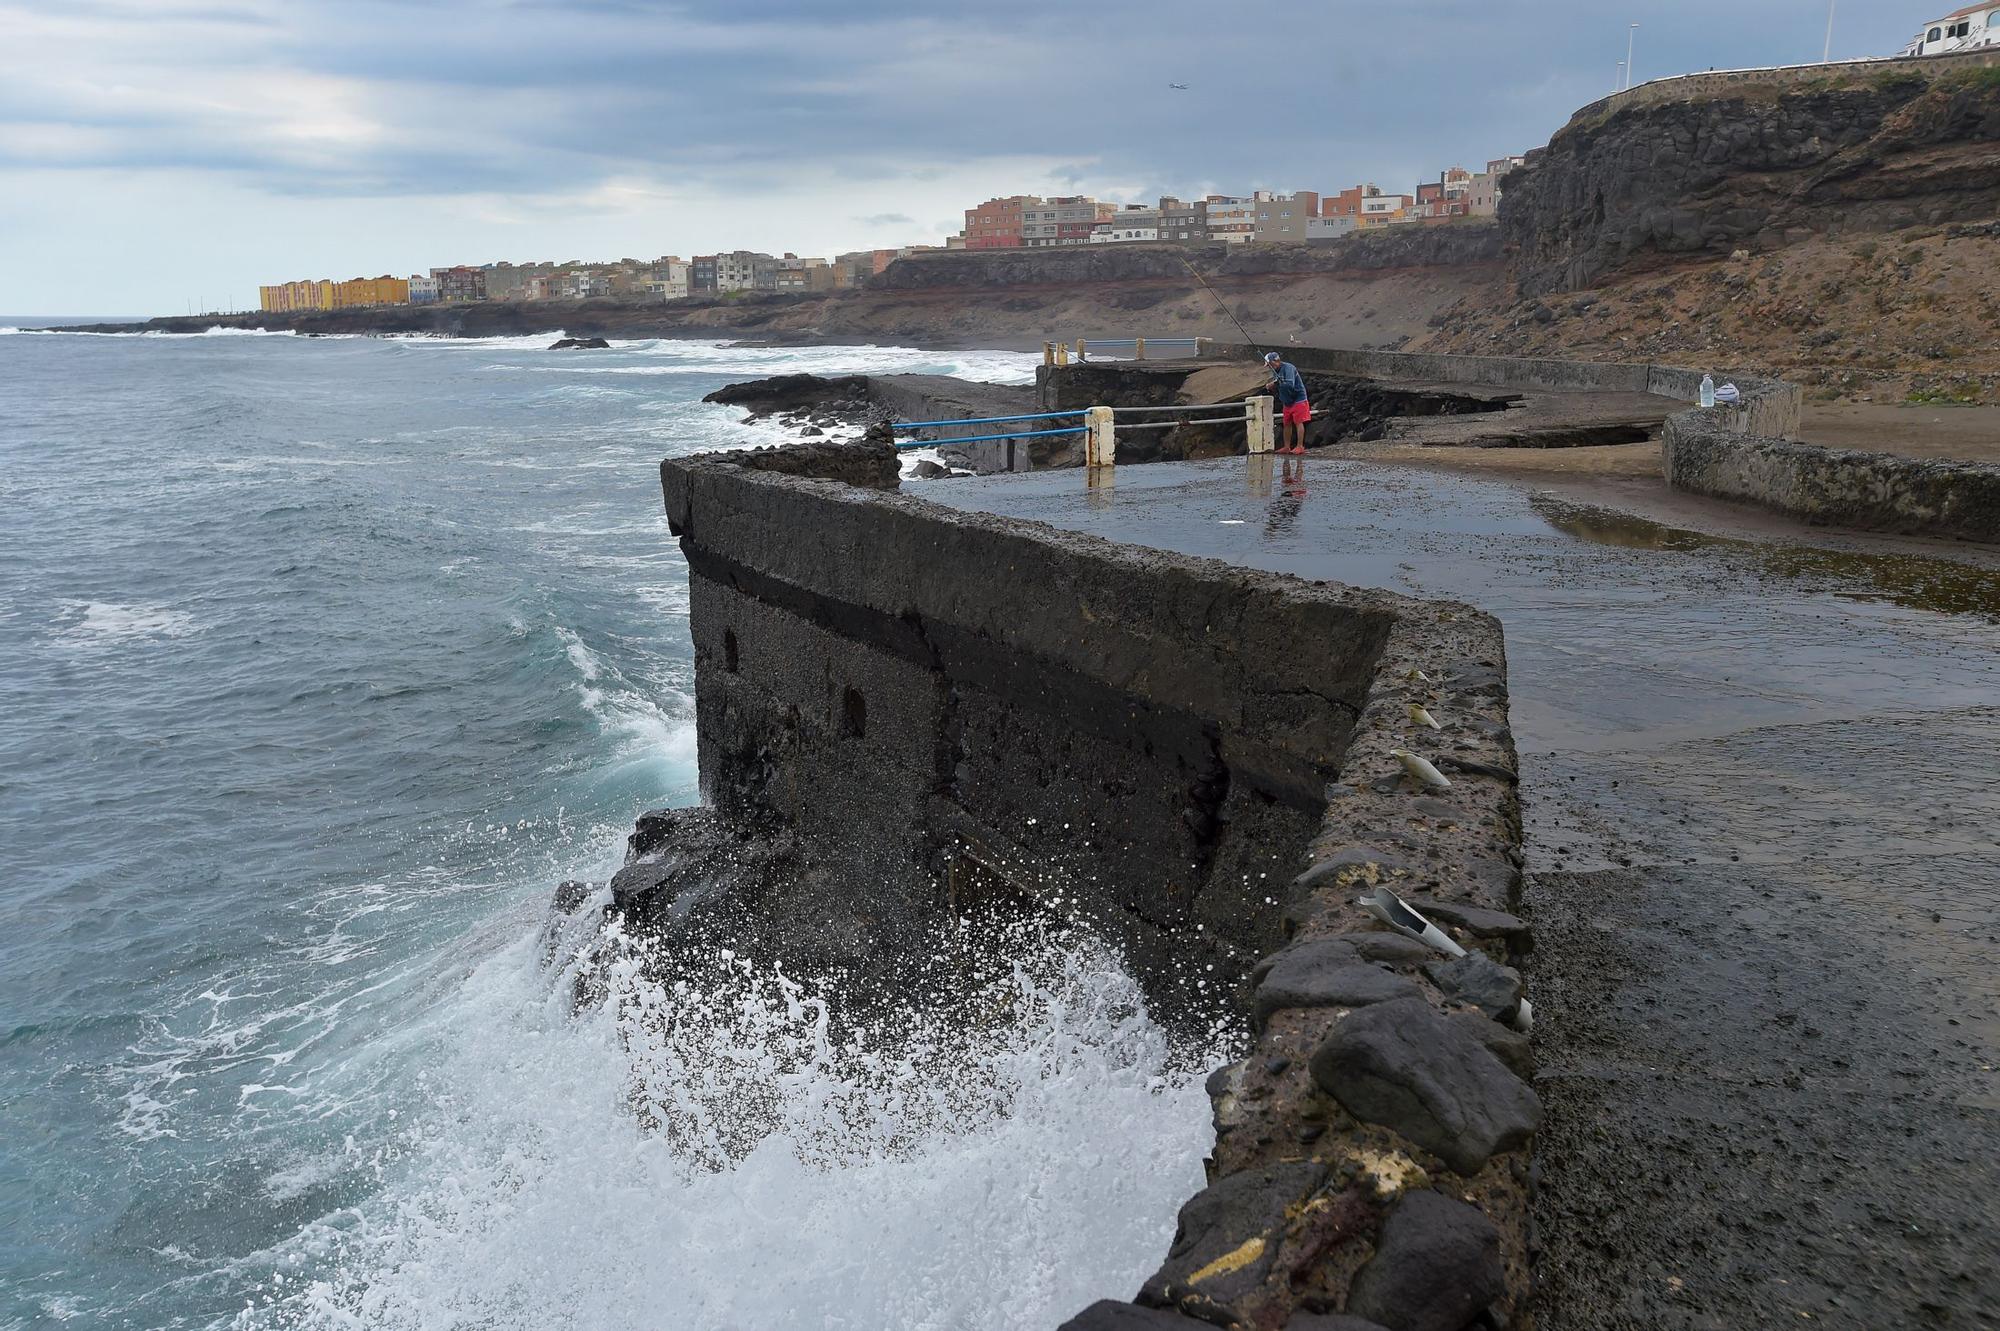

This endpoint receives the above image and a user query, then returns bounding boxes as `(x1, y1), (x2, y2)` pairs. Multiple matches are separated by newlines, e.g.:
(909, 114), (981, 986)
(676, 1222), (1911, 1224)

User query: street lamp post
(1823, 0), (1836, 62)
(1616, 60), (1625, 92)
(1626, 22), (1639, 89)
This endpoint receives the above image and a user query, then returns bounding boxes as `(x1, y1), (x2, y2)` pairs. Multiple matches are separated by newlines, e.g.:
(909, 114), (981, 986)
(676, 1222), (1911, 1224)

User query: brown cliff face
(1502, 66), (2000, 297)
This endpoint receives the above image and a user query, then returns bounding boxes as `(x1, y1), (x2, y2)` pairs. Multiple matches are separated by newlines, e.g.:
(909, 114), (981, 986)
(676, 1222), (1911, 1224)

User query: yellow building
(260, 275), (409, 312)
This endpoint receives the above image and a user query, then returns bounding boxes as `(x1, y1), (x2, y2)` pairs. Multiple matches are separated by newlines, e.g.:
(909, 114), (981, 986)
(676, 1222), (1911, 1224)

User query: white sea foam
(237, 919), (1217, 1331)
(54, 600), (199, 646)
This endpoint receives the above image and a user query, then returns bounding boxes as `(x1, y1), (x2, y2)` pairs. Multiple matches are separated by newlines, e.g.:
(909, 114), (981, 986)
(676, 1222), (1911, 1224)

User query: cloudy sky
(0, 0), (1929, 315)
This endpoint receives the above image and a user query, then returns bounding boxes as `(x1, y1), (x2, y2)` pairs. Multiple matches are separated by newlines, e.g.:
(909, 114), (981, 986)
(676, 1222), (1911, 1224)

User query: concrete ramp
(1175, 363), (1269, 406)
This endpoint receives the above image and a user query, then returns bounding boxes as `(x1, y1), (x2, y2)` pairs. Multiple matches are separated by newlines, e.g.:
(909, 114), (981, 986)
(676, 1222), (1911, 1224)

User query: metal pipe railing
(893, 425), (1082, 450)
(1113, 415), (1249, 431)
(890, 409), (1087, 430)
(1110, 402), (1251, 415)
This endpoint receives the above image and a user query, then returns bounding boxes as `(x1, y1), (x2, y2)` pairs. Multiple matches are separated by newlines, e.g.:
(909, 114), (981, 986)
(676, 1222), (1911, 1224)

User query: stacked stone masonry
(636, 438), (1542, 1329)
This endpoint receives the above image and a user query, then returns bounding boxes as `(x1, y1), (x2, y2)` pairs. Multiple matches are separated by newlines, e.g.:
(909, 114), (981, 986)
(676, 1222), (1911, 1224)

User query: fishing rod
(1177, 250), (1263, 358)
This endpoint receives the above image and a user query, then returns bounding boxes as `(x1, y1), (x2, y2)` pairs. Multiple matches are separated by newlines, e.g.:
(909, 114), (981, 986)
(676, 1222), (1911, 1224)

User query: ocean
(0, 328), (1216, 1330)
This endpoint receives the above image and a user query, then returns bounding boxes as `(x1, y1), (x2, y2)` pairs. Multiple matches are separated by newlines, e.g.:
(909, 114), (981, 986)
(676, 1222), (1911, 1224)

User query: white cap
(1264, 351), (1281, 362)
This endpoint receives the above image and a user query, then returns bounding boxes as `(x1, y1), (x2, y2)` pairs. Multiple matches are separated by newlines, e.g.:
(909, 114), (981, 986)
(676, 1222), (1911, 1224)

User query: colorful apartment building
(963, 196), (1037, 249)
(258, 275), (410, 312)
(1022, 197), (1115, 247)
(432, 266), (487, 302)
(1204, 195), (1257, 243)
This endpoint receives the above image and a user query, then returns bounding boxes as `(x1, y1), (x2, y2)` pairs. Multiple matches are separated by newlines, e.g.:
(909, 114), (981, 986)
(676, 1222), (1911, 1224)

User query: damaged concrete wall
(1663, 414), (2000, 543)
(659, 439), (1400, 995)
(639, 438), (1544, 1330)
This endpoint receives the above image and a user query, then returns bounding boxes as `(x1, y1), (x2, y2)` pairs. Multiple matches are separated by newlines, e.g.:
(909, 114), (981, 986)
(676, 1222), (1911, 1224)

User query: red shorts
(1282, 400), (1312, 425)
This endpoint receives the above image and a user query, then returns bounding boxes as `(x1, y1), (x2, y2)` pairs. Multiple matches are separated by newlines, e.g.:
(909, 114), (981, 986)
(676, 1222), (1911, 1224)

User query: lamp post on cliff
(1625, 22), (1639, 89)
(1615, 60), (1625, 92)
(1823, 0), (1836, 62)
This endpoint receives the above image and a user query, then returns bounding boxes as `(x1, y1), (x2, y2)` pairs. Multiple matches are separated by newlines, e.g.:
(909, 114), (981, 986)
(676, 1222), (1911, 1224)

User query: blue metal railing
(888, 408), (1087, 452)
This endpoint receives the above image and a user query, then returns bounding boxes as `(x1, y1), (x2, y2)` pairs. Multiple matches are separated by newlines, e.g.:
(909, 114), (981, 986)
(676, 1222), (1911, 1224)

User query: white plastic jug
(1699, 373), (1716, 408)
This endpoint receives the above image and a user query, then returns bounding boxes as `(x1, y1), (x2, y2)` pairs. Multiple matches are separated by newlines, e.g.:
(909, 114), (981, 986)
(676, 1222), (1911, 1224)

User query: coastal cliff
(1502, 56), (2000, 296)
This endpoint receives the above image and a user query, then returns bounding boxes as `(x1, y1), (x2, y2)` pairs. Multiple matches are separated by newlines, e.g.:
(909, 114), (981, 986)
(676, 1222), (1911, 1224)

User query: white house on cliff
(1902, 3), (2000, 54)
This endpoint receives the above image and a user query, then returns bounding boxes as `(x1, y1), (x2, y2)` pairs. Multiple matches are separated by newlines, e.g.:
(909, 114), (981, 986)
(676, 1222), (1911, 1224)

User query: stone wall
(1663, 412), (2000, 543)
(638, 438), (1544, 1329)
(1566, 47), (2000, 125)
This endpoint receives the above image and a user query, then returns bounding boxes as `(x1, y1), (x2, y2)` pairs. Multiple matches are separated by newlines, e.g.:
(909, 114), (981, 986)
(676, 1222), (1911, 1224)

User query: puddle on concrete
(923, 457), (2000, 757)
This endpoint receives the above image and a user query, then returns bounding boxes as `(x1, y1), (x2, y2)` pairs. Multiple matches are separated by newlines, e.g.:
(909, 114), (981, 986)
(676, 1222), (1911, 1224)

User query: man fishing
(1263, 351), (1310, 455)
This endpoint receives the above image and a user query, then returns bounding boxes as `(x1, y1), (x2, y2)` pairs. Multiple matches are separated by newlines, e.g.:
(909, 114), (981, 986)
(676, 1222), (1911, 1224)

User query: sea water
(0, 329), (1217, 1330)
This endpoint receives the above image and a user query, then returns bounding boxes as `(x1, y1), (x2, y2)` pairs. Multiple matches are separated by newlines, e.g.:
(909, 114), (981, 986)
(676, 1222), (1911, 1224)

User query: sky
(0, 0), (1935, 316)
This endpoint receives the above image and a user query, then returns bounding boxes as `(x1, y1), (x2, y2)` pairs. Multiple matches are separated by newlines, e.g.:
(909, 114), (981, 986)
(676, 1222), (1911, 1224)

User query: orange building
(962, 196), (1037, 249)
(260, 275), (409, 312)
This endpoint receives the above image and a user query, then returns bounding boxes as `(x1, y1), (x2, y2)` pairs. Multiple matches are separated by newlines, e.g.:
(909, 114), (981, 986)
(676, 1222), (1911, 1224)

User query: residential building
(481, 262), (556, 302)
(1903, 4), (2000, 53)
(259, 280), (329, 313)
(432, 266), (487, 302)
(1022, 196), (1115, 246)
(645, 258), (690, 300)
(1204, 195), (1257, 243)
(408, 274), (440, 305)
(712, 250), (777, 292)
(1158, 196), (1208, 243)
(774, 256), (835, 292)
(1322, 185), (1383, 224)
(1468, 156), (1526, 217)
(1252, 190), (1321, 244)
(1090, 203), (1160, 244)
(689, 255), (719, 296)
(1305, 215), (1359, 243)
(963, 195), (1037, 249)
(1358, 193), (1414, 227)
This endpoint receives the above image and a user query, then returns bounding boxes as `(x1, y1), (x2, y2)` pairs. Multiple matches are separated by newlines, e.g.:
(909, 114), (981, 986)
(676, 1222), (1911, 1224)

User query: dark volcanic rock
(1406, 898), (1529, 943)
(1140, 1161), (1329, 1321)
(1453, 1012), (1534, 1079)
(909, 459), (949, 479)
(1253, 940), (1422, 1029)
(1309, 997), (1541, 1175)
(1056, 1301), (1206, 1329)
(1424, 953), (1524, 1022)
(549, 336), (610, 349)
(702, 372), (871, 419)
(1505, 73), (2000, 293)
(1288, 1316), (1391, 1331)
(1346, 1190), (1506, 1331)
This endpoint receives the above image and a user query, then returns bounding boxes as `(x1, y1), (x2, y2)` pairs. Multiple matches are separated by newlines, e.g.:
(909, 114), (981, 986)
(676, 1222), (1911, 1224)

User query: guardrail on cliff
(1042, 336), (1210, 366)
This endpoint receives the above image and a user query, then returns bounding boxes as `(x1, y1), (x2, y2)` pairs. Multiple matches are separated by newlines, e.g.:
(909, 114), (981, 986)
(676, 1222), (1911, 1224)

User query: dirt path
(1800, 401), (2000, 464)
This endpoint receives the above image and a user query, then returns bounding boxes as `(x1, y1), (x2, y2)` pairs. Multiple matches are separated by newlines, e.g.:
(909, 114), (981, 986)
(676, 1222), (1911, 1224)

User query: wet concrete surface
(923, 457), (2000, 1330)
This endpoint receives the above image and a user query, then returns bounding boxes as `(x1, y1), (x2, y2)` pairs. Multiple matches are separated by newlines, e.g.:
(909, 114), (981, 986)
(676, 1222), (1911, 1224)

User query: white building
(1903, 3), (2000, 54)
(1305, 216), (1358, 242)
(1090, 205), (1160, 244)
(645, 258), (689, 301)
(407, 274), (440, 305)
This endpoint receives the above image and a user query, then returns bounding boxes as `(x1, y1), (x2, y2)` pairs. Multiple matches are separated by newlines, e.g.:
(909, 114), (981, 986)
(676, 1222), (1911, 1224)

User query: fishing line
(1177, 251), (1261, 356)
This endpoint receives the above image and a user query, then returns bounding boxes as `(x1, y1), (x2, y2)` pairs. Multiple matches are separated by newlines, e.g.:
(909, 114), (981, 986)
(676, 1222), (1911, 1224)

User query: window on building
(1929, 26), (1942, 39)
(1950, 20), (1969, 35)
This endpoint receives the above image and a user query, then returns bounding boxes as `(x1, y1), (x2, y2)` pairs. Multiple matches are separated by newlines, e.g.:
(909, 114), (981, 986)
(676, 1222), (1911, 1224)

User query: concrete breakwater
(565, 436), (1543, 1328)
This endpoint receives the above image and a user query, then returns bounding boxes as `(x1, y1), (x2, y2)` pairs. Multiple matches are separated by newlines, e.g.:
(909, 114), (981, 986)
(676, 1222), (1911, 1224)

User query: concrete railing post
(1085, 406), (1116, 469)
(1043, 342), (1054, 367)
(1247, 395), (1275, 454)
(1076, 338), (1087, 361)
(1135, 336), (1147, 361)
